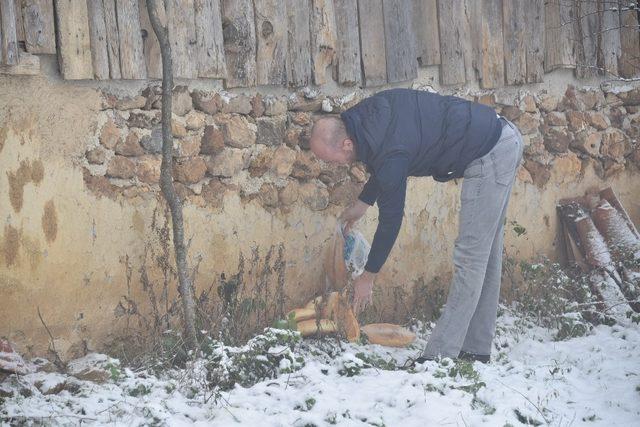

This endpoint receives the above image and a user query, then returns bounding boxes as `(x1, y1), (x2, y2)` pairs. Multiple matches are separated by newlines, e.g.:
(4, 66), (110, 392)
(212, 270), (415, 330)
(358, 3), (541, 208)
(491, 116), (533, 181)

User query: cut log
(544, 0), (576, 71)
(575, 215), (612, 268)
(382, 0), (417, 83)
(310, 0), (336, 85)
(502, 0), (526, 86)
(588, 270), (632, 321)
(361, 323), (416, 347)
(600, 1), (621, 78)
(599, 187), (639, 239)
(437, 0), (470, 85)
(194, 0), (226, 79)
(21, 0), (56, 54)
(411, 0), (439, 66)
(592, 200), (640, 253)
(254, 0), (286, 85)
(1, 0), (19, 65)
(574, 0), (599, 79)
(333, 0), (361, 86)
(167, 0), (197, 79)
(524, 0), (544, 83)
(357, 0), (386, 86)
(102, 0), (121, 79)
(138, 0), (162, 79)
(285, 0), (311, 87)
(619, 0), (640, 78)
(87, 0), (110, 80)
(54, 0), (93, 80)
(221, 0), (256, 87)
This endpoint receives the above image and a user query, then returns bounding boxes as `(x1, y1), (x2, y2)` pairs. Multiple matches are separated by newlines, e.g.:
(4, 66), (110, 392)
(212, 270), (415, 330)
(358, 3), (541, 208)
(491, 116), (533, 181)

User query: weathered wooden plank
(54, 0), (93, 79)
(115, 0), (146, 79)
(619, 0), (640, 78)
(574, 0), (599, 79)
(254, 0), (286, 85)
(544, 0), (576, 71)
(222, 0), (256, 87)
(138, 0), (162, 79)
(524, 0), (544, 83)
(600, 1), (621, 78)
(411, 0), (439, 66)
(437, 0), (467, 85)
(86, 0), (109, 79)
(476, 0), (504, 88)
(194, 0), (226, 78)
(503, 0), (526, 86)
(15, 0), (24, 41)
(333, 0), (360, 86)
(168, 0), (197, 79)
(1, 0), (19, 65)
(21, 0), (56, 54)
(286, 0), (312, 87)
(357, 0), (386, 86)
(310, 0), (336, 85)
(0, 49), (39, 74)
(383, 0), (417, 83)
(102, 0), (121, 79)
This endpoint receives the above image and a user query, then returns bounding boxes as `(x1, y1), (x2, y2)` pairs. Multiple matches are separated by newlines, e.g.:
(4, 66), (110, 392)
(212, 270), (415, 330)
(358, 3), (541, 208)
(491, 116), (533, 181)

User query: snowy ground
(1, 309), (639, 426)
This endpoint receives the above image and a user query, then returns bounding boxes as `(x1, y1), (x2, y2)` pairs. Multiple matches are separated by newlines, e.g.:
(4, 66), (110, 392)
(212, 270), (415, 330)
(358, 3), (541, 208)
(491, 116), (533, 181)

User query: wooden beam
(476, 0), (504, 89)
(222, 0), (256, 87)
(168, 0), (197, 79)
(383, 0), (417, 83)
(357, 0), (386, 86)
(333, 0), (360, 86)
(116, 0), (146, 79)
(411, 0), (440, 66)
(524, 0), (544, 83)
(619, 0), (640, 78)
(574, 0), (599, 79)
(139, 0), (162, 79)
(503, 0), (526, 86)
(310, 0), (336, 85)
(437, 0), (468, 85)
(254, 0), (286, 85)
(194, 0), (226, 79)
(544, 0), (576, 72)
(87, 0), (109, 79)
(1, 0), (19, 65)
(600, 1), (621, 78)
(102, 0), (121, 79)
(54, 0), (93, 80)
(21, 0), (56, 54)
(286, 0), (311, 87)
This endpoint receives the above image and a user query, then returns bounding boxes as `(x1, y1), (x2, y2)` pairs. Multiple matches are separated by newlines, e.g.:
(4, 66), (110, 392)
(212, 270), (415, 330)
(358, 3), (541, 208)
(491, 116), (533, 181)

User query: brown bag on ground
(323, 224), (348, 293)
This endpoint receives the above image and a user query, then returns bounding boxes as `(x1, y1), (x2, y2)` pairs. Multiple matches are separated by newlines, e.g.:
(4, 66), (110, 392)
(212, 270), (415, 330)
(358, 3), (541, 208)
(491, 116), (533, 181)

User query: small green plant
(105, 362), (122, 382)
(128, 383), (151, 397)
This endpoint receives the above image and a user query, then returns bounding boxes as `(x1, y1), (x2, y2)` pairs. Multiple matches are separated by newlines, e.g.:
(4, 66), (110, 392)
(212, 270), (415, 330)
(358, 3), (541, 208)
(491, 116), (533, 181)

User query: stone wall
(1, 66), (639, 360)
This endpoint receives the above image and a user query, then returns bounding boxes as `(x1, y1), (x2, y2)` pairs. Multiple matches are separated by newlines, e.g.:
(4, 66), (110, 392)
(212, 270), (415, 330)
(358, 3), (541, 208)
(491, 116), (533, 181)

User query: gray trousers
(422, 118), (524, 359)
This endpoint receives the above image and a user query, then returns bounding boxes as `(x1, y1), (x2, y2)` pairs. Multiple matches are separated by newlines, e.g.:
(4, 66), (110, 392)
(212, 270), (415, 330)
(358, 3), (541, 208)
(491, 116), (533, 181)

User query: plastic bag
(342, 225), (371, 278)
(324, 222), (371, 292)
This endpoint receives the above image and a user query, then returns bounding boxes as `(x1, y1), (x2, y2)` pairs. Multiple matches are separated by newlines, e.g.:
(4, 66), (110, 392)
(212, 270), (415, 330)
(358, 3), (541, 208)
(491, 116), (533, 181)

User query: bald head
(309, 116), (356, 165)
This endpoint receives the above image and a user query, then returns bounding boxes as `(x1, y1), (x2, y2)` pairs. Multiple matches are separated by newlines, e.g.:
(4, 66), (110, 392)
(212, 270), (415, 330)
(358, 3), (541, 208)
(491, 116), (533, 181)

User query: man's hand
(340, 199), (369, 234)
(352, 271), (376, 315)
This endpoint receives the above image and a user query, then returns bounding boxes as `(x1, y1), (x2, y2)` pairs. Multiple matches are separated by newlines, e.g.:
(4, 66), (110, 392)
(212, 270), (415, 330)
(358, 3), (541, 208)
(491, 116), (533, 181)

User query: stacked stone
(84, 87), (368, 211)
(478, 85), (639, 188)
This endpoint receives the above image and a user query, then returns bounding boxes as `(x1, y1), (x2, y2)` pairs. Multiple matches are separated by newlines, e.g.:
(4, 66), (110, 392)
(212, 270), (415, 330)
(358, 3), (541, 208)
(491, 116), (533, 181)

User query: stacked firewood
(557, 187), (640, 317)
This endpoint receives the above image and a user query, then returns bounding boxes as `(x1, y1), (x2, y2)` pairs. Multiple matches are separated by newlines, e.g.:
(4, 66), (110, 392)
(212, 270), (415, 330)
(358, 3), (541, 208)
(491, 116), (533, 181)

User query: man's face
(309, 122), (355, 165)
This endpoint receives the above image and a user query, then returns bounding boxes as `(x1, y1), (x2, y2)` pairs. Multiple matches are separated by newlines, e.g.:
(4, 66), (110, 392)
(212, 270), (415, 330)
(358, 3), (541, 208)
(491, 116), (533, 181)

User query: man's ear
(343, 138), (354, 151)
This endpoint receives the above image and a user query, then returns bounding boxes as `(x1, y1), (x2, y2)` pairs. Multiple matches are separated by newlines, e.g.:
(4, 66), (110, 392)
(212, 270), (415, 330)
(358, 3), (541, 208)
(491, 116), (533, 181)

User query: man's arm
(363, 152), (409, 274)
(358, 174), (379, 206)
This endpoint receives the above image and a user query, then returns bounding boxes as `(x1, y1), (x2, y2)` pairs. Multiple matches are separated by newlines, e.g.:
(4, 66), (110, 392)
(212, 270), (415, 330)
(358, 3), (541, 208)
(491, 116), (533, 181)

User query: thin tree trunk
(146, 0), (198, 351)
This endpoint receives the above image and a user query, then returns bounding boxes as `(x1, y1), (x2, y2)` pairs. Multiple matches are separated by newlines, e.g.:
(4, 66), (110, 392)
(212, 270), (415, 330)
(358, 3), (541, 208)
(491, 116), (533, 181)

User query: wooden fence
(1, 1), (639, 88)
